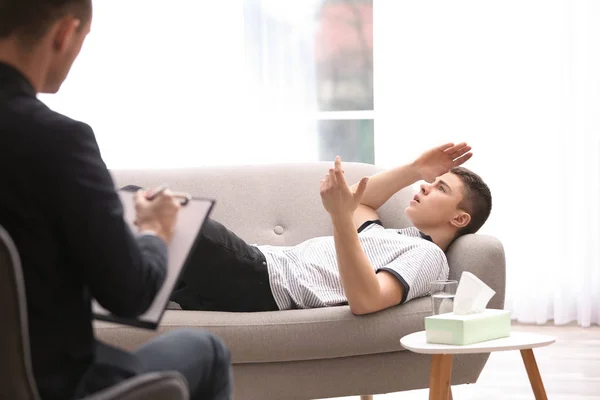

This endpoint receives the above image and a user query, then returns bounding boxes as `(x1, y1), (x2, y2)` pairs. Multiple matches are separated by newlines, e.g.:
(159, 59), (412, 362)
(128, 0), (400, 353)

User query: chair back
(0, 225), (190, 400)
(0, 225), (41, 400)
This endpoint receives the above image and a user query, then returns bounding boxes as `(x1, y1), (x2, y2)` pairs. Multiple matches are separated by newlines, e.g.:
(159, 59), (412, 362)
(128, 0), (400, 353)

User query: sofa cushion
(95, 296), (431, 364)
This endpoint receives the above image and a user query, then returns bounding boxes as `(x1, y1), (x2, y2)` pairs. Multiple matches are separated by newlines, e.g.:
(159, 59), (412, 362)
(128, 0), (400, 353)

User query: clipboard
(92, 189), (215, 330)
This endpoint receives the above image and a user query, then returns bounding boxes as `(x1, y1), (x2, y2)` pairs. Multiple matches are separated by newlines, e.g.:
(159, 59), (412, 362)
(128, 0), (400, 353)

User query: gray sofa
(95, 162), (506, 400)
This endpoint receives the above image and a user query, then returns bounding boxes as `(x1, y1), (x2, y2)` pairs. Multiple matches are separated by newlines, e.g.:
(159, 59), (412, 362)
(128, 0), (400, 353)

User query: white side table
(400, 331), (555, 400)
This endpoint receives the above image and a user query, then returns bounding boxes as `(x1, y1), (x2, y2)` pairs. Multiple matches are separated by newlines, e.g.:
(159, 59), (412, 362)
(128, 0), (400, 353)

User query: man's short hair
(451, 167), (492, 237)
(0, 0), (92, 45)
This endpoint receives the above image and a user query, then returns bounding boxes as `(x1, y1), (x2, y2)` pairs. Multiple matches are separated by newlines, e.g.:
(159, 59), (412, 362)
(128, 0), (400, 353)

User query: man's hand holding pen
(134, 185), (184, 244)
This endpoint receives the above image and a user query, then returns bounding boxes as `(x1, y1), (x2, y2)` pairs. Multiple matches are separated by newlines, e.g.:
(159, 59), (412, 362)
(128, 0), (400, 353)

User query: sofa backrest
(110, 162), (416, 246)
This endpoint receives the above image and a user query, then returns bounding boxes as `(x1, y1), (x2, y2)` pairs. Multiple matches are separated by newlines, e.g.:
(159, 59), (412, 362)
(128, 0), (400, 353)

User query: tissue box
(425, 309), (511, 345)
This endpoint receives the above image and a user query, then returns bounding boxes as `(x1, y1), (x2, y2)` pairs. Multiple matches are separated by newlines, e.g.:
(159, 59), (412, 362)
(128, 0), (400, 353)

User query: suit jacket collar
(0, 62), (37, 97)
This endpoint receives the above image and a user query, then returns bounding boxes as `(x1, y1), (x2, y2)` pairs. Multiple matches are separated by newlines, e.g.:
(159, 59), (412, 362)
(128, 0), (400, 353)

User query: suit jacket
(0, 62), (168, 399)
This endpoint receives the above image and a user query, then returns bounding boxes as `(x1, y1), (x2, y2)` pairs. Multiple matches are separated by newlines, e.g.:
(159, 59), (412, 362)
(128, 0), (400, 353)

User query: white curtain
(555, 0), (600, 327)
(39, 0), (320, 168)
(374, 0), (600, 327)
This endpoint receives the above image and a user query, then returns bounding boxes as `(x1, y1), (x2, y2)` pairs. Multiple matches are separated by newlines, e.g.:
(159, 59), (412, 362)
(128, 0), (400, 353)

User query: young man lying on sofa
(152, 142), (492, 315)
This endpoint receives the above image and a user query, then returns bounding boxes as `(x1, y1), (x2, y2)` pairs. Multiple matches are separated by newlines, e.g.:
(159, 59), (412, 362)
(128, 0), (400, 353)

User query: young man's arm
(330, 212), (404, 314)
(350, 163), (420, 229)
(350, 163), (421, 211)
(321, 157), (404, 315)
(350, 142), (473, 216)
(323, 143), (472, 314)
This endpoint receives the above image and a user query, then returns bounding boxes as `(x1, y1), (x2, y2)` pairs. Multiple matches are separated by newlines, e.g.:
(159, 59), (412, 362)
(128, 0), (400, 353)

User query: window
(316, 0), (373, 112)
(246, 0), (374, 163)
(315, 0), (374, 163)
(39, 1), (374, 168)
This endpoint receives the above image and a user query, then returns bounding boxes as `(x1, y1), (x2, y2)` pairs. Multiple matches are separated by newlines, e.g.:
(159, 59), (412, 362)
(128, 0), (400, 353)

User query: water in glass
(431, 292), (455, 315)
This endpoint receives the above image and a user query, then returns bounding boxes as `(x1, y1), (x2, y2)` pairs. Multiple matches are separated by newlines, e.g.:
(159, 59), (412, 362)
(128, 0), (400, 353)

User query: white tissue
(452, 271), (496, 315)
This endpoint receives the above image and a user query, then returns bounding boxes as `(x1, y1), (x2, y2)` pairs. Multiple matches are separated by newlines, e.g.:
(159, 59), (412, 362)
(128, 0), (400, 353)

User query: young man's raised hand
(414, 142), (473, 183)
(320, 156), (369, 218)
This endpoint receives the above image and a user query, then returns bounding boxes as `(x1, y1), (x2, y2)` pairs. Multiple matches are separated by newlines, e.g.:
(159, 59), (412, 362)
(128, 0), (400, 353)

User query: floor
(320, 323), (600, 399)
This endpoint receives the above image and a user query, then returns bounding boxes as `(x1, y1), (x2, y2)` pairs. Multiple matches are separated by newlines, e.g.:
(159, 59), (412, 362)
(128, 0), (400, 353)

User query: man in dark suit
(0, 1), (232, 399)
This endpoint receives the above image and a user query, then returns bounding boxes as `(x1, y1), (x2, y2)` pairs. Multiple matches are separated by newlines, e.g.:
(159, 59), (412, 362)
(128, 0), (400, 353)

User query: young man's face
(404, 172), (468, 231)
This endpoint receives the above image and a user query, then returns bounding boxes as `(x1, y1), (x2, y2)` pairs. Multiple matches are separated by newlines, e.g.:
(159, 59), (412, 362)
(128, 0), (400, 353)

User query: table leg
(429, 354), (453, 400)
(520, 349), (548, 400)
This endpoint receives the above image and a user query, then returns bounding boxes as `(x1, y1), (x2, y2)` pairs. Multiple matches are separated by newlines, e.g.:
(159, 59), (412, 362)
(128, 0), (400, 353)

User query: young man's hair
(451, 167), (492, 237)
(0, 0), (92, 46)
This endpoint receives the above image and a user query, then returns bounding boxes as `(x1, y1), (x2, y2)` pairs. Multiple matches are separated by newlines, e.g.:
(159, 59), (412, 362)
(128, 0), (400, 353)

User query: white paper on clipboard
(92, 190), (214, 329)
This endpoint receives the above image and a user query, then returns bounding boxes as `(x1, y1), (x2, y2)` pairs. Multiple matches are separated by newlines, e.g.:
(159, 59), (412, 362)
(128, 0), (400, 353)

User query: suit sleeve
(41, 120), (167, 317)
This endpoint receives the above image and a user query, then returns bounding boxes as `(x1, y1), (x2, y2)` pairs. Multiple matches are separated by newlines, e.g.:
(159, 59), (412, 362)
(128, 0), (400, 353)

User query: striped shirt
(258, 221), (449, 310)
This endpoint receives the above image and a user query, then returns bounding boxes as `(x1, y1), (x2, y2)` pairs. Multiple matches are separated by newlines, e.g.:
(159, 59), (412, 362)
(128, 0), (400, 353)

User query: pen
(145, 184), (191, 206)
(145, 184), (169, 200)
(171, 191), (192, 206)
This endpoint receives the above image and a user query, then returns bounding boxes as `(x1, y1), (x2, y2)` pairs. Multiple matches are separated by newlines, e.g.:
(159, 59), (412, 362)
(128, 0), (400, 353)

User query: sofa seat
(95, 296), (431, 363)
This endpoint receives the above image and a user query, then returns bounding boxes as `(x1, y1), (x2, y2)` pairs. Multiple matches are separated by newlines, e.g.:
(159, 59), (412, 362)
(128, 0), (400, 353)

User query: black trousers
(120, 184), (278, 312)
(171, 218), (279, 312)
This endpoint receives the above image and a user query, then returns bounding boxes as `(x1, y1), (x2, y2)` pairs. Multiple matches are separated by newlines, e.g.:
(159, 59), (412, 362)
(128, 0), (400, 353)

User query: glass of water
(430, 280), (458, 315)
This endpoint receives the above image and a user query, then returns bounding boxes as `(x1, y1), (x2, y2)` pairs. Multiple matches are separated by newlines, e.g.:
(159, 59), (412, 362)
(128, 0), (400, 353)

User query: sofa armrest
(83, 372), (188, 400)
(446, 233), (506, 309)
